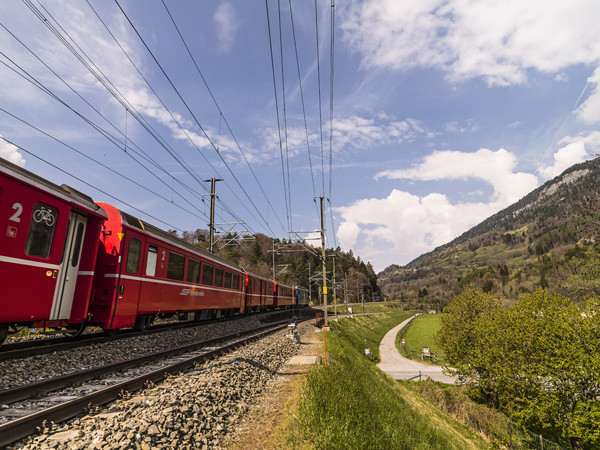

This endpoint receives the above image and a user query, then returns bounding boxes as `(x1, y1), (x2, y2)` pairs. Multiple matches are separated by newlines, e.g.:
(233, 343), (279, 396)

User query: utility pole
(317, 196), (328, 327)
(272, 240), (276, 280)
(330, 254), (337, 321)
(204, 178), (222, 253)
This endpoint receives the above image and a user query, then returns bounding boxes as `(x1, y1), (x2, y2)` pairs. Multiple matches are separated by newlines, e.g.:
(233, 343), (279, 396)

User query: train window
(187, 258), (201, 283)
(232, 274), (239, 290)
(167, 252), (185, 280)
(202, 264), (213, 285)
(214, 268), (224, 287)
(24, 202), (58, 258)
(126, 238), (141, 274)
(224, 271), (232, 289)
(70, 223), (85, 267)
(145, 245), (157, 276)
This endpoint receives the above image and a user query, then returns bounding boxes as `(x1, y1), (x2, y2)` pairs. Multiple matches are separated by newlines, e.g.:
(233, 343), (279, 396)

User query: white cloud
(376, 148), (539, 205)
(340, 148), (539, 271)
(0, 137), (26, 167)
(576, 67), (600, 124)
(340, 0), (600, 86)
(537, 142), (588, 180)
(560, 132), (600, 155)
(214, 2), (239, 52)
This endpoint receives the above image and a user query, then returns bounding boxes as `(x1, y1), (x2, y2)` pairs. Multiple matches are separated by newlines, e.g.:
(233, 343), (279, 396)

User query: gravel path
(377, 316), (457, 384)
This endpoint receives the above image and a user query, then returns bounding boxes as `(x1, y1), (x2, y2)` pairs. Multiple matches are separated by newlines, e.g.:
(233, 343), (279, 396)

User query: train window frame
(70, 222), (85, 267)
(145, 245), (158, 276)
(232, 273), (239, 291)
(224, 271), (232, 289)
(202, 263), (213, 285)
(24, 202), (58, 259)
(214, 267), (224, 287)
(126, 238), (141, 274)
(167, 251), (185, 281)
(187, 258), (201, 283)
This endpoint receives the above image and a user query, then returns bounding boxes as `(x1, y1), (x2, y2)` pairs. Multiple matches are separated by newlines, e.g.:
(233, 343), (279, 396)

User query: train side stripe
(103, 273), (242, 294)
(0, 255), (60, 270)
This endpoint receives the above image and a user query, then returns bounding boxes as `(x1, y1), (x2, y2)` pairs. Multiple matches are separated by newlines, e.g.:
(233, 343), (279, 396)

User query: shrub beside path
(377, 316), (458, 384)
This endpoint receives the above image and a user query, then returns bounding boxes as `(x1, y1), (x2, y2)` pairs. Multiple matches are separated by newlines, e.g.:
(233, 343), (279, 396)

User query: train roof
(0, 157), (107, 218)
(98, 202), (247, 274)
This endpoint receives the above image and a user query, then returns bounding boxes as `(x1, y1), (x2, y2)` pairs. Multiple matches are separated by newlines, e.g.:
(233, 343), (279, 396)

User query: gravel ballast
(9, 321), (311, 449)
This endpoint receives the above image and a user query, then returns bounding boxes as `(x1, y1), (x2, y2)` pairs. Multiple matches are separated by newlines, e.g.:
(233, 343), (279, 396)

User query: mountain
(378, 158), (600, 309)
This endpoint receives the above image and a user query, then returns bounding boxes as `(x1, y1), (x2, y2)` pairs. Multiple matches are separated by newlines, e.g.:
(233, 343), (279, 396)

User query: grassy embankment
(278, 311), (513, 449)
(325, 300), (406, 315)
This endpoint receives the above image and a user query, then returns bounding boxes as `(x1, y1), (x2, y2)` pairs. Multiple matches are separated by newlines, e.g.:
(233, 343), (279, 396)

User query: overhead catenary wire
(0, 45), (213, 223)
(25, 0), (261, 235)
(277, 0), (293, 232)
(314, 0), (326, 197)
(264, 0), (292, 233)
(114, 0), (281, 238)
(0, 136), (184, 232)
(22, 0), (217, 198)
(0, 106), (210, 223)
(328, 0), (338, 248)
(159, 0), (290, 237)
(83, 0), (253, 231)
(0, 15), (234, 226)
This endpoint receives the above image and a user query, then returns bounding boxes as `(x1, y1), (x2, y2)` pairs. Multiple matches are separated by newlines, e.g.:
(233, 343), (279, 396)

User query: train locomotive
(0, 158), (308, 345)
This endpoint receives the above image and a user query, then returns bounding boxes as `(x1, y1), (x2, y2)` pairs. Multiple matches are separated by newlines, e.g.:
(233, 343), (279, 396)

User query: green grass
(292, 315), (489, 449)
(330, 312), (413, 362)
(284, 313), (534, 449)
(402, 314), (443, 355)
(326, 301), (407, 315)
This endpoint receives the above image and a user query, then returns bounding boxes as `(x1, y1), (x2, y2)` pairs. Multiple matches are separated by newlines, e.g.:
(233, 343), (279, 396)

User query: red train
(0, 158), (308, 345)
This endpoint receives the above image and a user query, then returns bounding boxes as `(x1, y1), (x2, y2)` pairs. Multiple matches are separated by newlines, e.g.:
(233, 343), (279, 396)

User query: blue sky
(1, 1), (600, 272)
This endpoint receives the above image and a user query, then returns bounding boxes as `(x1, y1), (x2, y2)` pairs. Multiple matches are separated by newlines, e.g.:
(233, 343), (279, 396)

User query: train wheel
(133, 315), (151, 331)
(0, 324), (7, 345)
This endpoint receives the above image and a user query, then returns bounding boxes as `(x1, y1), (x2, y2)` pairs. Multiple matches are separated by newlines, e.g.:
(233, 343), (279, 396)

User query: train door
(49, 211), (87, 320)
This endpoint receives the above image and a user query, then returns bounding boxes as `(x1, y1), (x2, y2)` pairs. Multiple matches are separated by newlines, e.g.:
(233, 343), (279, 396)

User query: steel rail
(0, 308), (297, 361)
(0, 321), (297, 447)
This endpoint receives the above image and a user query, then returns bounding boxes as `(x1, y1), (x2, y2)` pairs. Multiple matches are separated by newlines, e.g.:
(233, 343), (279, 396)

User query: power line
(288, 0), (318, 201)
(277, 0), (293, 231)
(0, 106), (209, 223)
(159, 0), (289, 236)
(314, 0), (326, 196)
(83, 0), (255, 231)
(114, 0), (280, 238)
(265, 0), (292, 233)
(25, 0), (262, 235)
(1, 136), (183, 231)
(0, 46), (211, 221)
(328, 0), (338, 248)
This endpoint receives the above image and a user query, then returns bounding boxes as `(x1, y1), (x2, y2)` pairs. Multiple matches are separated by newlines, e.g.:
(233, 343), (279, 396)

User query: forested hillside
(379, 158), (600, 308)
(169, 229), (382, 305)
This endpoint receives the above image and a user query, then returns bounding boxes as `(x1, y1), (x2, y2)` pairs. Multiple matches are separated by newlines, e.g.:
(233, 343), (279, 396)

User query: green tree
(440, 287), (600, 448)
(436, 286), (500, 385)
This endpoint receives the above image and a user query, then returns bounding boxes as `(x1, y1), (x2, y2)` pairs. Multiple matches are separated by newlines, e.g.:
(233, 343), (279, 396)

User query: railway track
(0, 319), (301, 447)
(1, 308), (303, 362)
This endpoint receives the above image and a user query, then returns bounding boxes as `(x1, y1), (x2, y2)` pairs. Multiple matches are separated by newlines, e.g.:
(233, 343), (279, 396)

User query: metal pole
(204, 178), (222, 253)
(330, 255), (337, 321)
(272, 240), (276, 280)
(319, 196), (328, 327)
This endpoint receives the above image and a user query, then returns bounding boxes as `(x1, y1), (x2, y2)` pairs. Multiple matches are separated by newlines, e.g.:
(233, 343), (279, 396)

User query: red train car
(275, 283), (295, 308)
(87, 202), (245, 331)
(0, 159), (107, 343)
(1, 159), (309, 345)
(244, 273), (275, 312)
